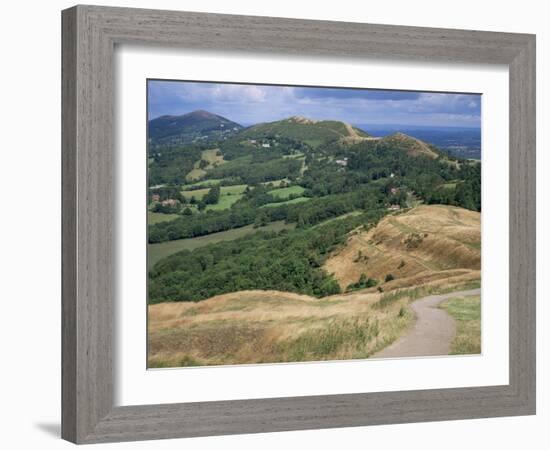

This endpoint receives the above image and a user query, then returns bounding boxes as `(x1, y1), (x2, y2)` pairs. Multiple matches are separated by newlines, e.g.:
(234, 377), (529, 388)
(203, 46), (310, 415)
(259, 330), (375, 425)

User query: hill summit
(239, 116), (371, 148)
(148, 110), (243, 143)
(378, 132), (440, 159)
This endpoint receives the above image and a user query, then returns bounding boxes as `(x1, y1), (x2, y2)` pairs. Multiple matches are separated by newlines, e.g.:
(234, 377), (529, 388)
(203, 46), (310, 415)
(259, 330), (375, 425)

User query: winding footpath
(372, 288), (481, 359)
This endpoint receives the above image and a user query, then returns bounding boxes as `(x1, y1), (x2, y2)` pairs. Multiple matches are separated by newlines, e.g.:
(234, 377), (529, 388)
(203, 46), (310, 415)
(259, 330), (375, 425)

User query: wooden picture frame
(62, 5), (536, 444)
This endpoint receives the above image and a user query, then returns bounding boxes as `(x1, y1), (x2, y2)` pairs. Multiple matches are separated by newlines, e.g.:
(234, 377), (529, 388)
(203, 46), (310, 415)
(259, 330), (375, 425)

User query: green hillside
(148, 110), (243, 145)
(239, 116), (370, 148)
(147, 111), (481, 305)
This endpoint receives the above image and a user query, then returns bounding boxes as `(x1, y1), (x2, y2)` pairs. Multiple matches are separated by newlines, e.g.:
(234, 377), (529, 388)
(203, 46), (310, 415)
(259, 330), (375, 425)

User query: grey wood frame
(62, 4), (536, 444)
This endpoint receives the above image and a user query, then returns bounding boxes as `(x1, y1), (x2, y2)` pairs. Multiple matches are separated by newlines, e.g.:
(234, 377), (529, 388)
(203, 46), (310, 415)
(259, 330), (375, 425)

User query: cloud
(293, 87), (421, 101)
(147, 80), (481, 128)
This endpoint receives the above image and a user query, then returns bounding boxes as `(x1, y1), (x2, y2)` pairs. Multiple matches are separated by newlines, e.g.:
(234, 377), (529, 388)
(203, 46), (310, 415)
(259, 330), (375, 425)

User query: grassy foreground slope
(323, 205), (480, 291)
(148, 289), (412, 367)
(148, 277), (479, 367)
(148, 205), (481, 367)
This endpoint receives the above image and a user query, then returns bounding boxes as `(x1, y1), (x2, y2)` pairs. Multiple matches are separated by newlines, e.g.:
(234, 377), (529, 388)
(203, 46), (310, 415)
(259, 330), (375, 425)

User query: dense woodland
(149, 211), (384, 302)
(147, 112), (482, 303)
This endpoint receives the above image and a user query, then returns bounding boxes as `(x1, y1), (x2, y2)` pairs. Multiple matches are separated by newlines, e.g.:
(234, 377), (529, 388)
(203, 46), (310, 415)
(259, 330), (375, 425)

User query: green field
(148, 211), (180, 225)
(440, 295), (481, 355)
(205, 193), (244, 211)
(311, 211), (363, 228)
(261, 197), (311, 208)
(268, 185), (306, 199)
(441, 180), (460, 189)
(261, 178), (289, 188)
(184, 179), (222, 189)
(185, 149), (224, 181)
(181, 184), (247, 201)
(148, 221), (295, 270)
(283, 152), (305, 159)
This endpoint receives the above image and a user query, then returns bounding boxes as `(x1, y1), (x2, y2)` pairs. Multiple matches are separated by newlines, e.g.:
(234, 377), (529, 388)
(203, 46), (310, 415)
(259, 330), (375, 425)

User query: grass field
(261, 178), (289, 188)
(184, 179), (222, 189)
(268, 185), (306, 199)
(440, 295), (481, 354)
(311, 211), (363, 229)
(148, 221), (294, 270)
(147, 288), (413, 368)
(205, 193), (244, 211)
(185, 149), (225, 181)
(283, 152), (305, 159)
(148, 211), (180, 225)
(261, 196), (311, 208)
(181, 184), (248, 201)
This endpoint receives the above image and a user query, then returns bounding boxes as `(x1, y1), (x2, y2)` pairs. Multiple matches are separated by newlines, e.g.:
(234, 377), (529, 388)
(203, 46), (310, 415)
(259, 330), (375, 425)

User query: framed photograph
(62, 5), (536, 444)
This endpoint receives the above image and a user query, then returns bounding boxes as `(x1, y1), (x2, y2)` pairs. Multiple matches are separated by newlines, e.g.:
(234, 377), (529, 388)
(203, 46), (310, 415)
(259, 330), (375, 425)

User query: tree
(203, 185), (221, 205)
(182, 207), (193, 216)
(254, 211), (270, 228)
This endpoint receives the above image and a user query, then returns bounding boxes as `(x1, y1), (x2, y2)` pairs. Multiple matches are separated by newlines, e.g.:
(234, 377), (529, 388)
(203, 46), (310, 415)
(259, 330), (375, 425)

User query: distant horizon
(148, 80), (481, 129)
(148, 109), (481, 132)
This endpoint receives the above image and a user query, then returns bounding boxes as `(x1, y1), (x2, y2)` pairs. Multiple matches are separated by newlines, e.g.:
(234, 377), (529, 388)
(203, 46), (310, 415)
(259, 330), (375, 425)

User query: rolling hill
(148, 110), (243, 144)
(377, 132), (441, 159)
(147, 204), (482, 369)
(323, 204), (480, 291)
(239, 116), (371, 148)
(148, 288), (412, 367)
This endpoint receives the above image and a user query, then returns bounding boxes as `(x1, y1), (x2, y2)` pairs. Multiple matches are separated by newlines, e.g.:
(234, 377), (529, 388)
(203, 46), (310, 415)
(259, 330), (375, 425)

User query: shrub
(346, 273), (378, 292)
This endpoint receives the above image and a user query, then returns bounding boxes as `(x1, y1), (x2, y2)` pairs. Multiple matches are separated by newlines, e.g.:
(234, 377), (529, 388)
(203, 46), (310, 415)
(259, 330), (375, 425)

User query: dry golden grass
(380, 133), (439, 158)
(323, 205), (480, 291)
(148, 274), (480, 368)
(148, 289), (414, 367)
(148, 205), (481, 368)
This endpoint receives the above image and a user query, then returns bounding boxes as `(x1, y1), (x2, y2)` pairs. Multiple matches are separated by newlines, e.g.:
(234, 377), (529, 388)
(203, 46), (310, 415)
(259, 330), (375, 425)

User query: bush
(385, 274), (395, 282)
(346, 273), (378, 292)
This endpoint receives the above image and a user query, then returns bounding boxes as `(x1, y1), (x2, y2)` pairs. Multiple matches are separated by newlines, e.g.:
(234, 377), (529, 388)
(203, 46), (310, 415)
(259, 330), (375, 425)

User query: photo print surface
(146, 79), (482, 368)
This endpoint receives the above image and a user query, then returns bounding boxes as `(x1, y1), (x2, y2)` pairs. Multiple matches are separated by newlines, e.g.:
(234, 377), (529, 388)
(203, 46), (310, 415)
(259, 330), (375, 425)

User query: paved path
(372, 288), (481, 359)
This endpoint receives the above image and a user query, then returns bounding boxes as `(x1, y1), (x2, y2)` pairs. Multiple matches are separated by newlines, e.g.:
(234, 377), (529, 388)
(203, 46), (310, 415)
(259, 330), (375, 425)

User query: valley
(146, 108), (482, 366)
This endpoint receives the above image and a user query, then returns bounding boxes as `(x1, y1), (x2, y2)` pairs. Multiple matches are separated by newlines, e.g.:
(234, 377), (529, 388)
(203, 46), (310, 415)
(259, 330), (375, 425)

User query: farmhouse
(161, 199), (179, 207)
(262, 143), (271, 148)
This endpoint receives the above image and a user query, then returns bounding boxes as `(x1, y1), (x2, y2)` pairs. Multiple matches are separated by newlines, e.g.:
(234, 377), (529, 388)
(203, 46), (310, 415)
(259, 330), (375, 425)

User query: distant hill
(356, 125), (481, 160)
(377, 132), (441, 159)
(239, 116), (371, 148)
(148, 110), (243, 144)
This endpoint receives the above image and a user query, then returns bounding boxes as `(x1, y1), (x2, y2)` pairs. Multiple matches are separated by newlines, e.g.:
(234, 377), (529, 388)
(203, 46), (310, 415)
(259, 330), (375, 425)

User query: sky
(147, 80), (481, 129)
